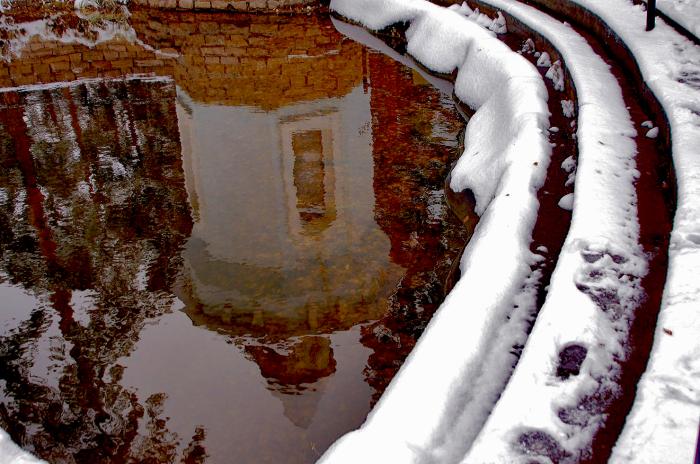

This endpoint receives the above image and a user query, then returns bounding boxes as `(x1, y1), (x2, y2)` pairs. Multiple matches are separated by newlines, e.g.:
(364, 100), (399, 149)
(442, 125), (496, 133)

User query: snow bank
(320, 0), (551, 462)
(459, 1), (645, 462)
(0, 429), (46, 464)
(563, 0), (700, 462)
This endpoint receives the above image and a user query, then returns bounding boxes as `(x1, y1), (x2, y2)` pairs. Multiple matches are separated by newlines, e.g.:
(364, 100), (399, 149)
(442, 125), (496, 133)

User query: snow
(459, 0), (645, 462)
(545, 59), (565, 91)
(655, 0), (700, 39)
(536, 51), (551, 67)
(561, 99), (575, 118)
(74, 0), (98, 8)
(0, 74), (173, 94)
(329, 0), (422, 31)
(562, 155), (577, 187)
(0, 429), (46, 464)
(521, 37), (535, 53)
(320, 0), (552, 462)
(0, 0), (695, 462)
(447, 2), (507, 34)
(564, 0), (700, 462)
(558, 192), (574, 210)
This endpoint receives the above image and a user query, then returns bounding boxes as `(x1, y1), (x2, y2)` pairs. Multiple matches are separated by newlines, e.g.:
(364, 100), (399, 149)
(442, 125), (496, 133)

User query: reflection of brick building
(163, 15), (406, 430)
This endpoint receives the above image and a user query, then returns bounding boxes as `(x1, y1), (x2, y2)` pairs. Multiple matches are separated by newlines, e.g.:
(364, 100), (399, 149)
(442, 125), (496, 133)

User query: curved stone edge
(318, 0), (553, 462)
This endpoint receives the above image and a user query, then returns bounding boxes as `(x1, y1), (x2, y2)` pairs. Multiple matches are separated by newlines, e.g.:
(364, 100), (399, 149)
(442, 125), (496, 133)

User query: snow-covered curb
(457, 0), (646, 462)
(320, 0), (552, 462)
(559, 1), (700, 462)
(0, 429), (46, 464)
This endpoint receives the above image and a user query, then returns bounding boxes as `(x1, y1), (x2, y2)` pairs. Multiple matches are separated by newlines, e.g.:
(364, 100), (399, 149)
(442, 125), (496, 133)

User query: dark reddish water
(0, 9), (470, 463)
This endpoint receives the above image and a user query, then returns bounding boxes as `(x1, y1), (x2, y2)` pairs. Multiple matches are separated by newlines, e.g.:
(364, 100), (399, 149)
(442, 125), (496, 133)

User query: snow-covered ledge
(320, 0), (551, 462)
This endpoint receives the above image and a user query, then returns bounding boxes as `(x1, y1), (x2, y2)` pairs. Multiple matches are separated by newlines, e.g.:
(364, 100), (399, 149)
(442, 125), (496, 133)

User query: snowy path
(473, 1), (699, 462)
(562, 0), (700, 462)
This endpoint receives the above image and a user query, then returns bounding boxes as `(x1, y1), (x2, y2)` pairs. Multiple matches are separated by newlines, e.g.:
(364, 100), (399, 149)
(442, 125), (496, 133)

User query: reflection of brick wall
(0, 37), (175, 88)
(1, 11), (363, 111)
(131, 10), (364, 109)
(130, 0), (318, 11)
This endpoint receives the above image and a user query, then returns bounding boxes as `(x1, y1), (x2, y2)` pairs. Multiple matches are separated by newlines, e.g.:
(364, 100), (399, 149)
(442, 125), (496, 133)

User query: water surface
(0, 10), (469, 463)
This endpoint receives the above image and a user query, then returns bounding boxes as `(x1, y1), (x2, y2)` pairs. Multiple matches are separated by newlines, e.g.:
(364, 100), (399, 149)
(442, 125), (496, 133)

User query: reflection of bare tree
(0, 80), (200, 463)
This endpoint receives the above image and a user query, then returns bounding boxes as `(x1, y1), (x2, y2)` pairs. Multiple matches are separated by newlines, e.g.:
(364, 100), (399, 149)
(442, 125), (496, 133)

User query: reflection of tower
(174, 82), (403, 335)
(171, 23), (405, 428)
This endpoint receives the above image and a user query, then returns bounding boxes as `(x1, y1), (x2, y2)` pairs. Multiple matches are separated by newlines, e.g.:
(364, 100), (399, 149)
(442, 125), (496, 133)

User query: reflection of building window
(292, 130), (326, 224)
(280, 111), (339, 238)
